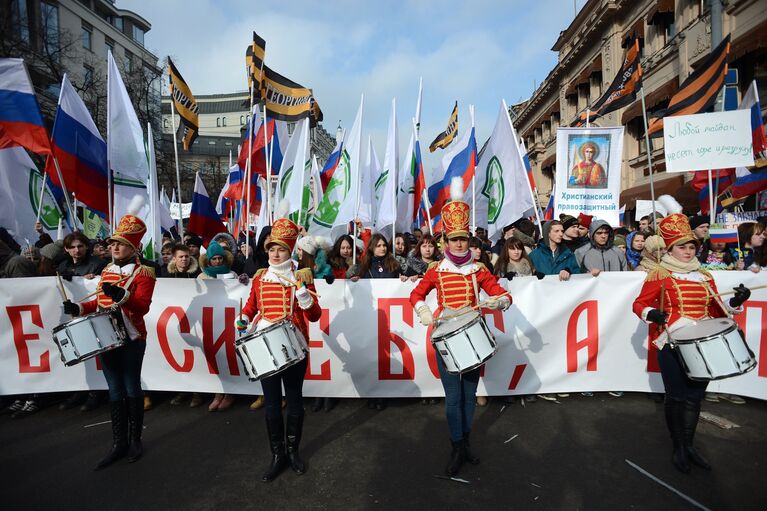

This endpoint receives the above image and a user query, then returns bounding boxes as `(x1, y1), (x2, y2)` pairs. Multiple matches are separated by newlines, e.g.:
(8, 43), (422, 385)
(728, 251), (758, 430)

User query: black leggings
(261, 358), (308, 419)
(657, 345), (708, 402)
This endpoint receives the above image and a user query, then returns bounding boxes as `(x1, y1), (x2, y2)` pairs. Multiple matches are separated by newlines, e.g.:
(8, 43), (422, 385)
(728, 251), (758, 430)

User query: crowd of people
(1, 199), (764, 476)
(2, 209), (765, 419)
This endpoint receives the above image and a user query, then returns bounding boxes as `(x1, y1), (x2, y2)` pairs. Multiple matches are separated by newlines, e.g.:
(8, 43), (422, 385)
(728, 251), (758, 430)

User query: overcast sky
(119, 0), (584, 171)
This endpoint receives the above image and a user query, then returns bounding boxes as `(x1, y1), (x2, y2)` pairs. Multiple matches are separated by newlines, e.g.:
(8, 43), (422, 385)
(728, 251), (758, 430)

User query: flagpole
(470, 105), (476, 235)
(391, 98), (397, 253)
(243, 82), (255, 235)
(50, 155), (79, 232)
(169, 96), (185, 240)
(586, 107), (590, 128)
(422, 189), (434, 236)
(639, 87), (658, 230)
(36, 171), (48, 222)
(711, 84), (727, 223)
(263, 104), (272, 225)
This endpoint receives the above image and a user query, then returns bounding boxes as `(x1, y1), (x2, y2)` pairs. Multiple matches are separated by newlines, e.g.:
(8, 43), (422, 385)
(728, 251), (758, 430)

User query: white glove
(296, 286), (313, 310)
(416, 305), (433, 326)
(485, 295), (511, 311)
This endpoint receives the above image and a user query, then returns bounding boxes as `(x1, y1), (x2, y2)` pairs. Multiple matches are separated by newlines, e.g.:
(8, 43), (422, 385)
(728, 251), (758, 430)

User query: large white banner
(555, 127), (623, 226)
(663, 110), (754, 172)
(0, 273), (765, 399)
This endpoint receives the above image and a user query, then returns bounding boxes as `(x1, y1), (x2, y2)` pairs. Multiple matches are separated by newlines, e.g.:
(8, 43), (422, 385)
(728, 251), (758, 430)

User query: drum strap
(471, 272), (480, 306)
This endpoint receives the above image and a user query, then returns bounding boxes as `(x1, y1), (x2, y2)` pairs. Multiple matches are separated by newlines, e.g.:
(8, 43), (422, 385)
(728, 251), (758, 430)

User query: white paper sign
(634, 200), (668, 221)
(663, 110), (754, 172)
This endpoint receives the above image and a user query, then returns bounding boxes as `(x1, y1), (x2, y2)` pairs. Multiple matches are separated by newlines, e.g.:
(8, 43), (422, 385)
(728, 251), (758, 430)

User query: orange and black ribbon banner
(647, 34), (731, 137)
(246, 31), (267, 100)
(429, 101), (458, 152)
(167, 57), (199, 151)
(571, 38), (642, 127)
(260, 65), (323, 126)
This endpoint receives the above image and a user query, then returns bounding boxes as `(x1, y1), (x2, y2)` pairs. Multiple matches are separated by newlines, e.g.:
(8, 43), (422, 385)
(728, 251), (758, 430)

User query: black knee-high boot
(446, 440), (464, 477)
(286, 414), (306, 475)
(262, 415), (287, 482)
(462, 432), (480, 465)
(664, 398), (690, 473)
(95, 400), (128, 470)
(126, 397), (144, 463)
(683, 400), (711, 470)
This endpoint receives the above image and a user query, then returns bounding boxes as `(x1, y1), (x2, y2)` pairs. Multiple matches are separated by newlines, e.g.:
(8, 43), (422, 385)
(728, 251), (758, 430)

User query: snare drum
(670, 318), (756, 381)
(235, 320), (308, 381)
(431, 307), (497, 375)
(52, 311), (127, 366)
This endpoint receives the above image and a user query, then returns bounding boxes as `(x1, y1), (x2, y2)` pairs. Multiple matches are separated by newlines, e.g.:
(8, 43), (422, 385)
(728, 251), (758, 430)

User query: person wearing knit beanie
(559, 214), (579, 233)
(688, 215), (710, 241)
(613, 234), (627, 253)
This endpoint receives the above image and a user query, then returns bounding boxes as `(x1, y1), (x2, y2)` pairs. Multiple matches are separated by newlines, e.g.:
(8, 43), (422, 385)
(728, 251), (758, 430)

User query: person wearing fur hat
(636, 234), (665, 272)
(632, 195), (751, 474)
(61, 197), (157, 470)
(235, 213), (322, 482)
(409, 178), (511, 478)
(296, 235), (334, 283)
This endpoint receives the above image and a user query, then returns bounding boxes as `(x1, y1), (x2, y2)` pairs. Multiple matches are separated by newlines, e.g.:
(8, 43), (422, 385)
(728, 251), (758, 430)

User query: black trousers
(261, 358), (308, 419)
(657, 345), (708, 402)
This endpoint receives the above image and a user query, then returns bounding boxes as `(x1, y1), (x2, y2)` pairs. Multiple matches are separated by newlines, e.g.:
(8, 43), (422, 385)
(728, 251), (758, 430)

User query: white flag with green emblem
(376, 97), (398, 238)
(0, 147), (65, 245)
(275, 117), (311, 227)
(478, 100), (533, 241)
(310, 95), (364, 240)
(358, 135), (378, 225)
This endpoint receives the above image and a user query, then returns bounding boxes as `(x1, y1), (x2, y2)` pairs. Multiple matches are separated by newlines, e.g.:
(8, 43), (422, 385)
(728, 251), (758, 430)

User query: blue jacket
(529, 242), (581, 275)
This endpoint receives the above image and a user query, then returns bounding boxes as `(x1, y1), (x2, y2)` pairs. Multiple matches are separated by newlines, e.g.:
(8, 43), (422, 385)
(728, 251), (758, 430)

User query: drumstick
(274, 272), (321, 298)
(706, 284), (767, 300)
(75, 275), (130, 303)
(55, 272), (69, 301)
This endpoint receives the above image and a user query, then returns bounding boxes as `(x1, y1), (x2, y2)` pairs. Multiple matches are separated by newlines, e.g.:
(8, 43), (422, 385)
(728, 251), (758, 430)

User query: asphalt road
(1, 393), (765, 510)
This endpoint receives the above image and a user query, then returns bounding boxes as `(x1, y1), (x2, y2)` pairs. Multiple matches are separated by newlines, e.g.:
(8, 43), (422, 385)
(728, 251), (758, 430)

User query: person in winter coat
(528, 220), (580, 280)
(574, 219), (628, 275)
(211, 232), (244, 275)
(636, 235), (666, 272)
(404, 233), (441, 279)
(327, 234), (362, 280)
(625, 231), (645, 270)
(296, 236), (334, 283)
(161, 244), (201, 278)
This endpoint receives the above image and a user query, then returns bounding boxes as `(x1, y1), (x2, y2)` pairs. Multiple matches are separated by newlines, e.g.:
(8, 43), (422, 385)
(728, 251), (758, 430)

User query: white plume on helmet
(126, 194), (146, 216)
(449, 176), (464, 202)
(657, 194), (683, 215)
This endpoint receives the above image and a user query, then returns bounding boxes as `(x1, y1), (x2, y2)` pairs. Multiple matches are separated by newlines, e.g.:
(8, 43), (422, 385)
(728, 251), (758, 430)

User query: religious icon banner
(555, 127), (624, 226)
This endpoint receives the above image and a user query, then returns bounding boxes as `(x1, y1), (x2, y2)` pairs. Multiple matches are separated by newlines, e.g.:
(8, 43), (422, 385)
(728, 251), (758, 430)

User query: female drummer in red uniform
(62, 201), (157, 470)
(235, 216), (322, 482)
(632, 197), (750, 473)
(409, 179), (511, 477)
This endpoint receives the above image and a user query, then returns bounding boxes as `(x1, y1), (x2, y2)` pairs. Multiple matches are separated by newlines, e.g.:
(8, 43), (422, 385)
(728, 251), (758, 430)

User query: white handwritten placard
(663, 110), (754, 172)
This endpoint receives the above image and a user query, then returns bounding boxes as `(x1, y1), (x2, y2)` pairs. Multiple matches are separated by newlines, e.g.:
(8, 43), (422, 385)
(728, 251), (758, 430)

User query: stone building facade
(513, 0), (767, 218)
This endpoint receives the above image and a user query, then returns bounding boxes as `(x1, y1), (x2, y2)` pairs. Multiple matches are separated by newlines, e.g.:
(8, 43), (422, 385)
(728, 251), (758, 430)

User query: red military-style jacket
(409, 259), (510, 316)
(632, 266), (729, 345)
(241, 266), (321, 339)
(81, 261), (156, 341)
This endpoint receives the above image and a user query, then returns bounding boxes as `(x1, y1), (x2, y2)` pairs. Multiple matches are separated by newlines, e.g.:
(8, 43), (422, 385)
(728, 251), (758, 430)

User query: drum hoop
(669, 321), (738, 345)
(53, 310), (113, 333)
(432, 315), (485, 343)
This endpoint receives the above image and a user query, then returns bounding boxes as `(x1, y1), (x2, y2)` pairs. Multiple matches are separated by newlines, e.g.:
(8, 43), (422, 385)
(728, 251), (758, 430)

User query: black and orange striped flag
(429, 101), (458, 152)
(245, 31), (266, 99)
(571, 38), (642, 126)
(647, 34), (731, 137)
(167, 57), (199, 151)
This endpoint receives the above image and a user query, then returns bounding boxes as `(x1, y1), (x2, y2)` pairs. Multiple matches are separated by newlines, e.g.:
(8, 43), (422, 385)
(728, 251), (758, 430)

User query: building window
(114, 17), (123, 31)
(10, 0), (31, 44)
(83, 65), (93, 87)
(105, 40), (114, 60)
(40, 2), (59, 57)
(222, 117), (227, 127)
(81, 23), (92, 50)
(124, 50), (133, 71)
(217, 117), (221, 127)
(132, 25), (145, 45)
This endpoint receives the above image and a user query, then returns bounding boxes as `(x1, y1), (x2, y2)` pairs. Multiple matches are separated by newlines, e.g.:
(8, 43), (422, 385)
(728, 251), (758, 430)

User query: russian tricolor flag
(519, 138), (536, 190)
(412, 137), (428, 226)
(320, 138), (343, 192)
(237, 111), (286, 179)
(189, 172), (225, 244)
(0, 58), (51, 154)
(427, 109), (477, 222)
(544, 186), (555, 221)
(709, 228), (739, 244)
(45, 75), (108, 216)
(741, 80), (767, 159)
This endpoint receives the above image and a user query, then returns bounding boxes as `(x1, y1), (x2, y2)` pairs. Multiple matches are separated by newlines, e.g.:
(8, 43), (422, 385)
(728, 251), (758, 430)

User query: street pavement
(1, 393), (765, 510)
